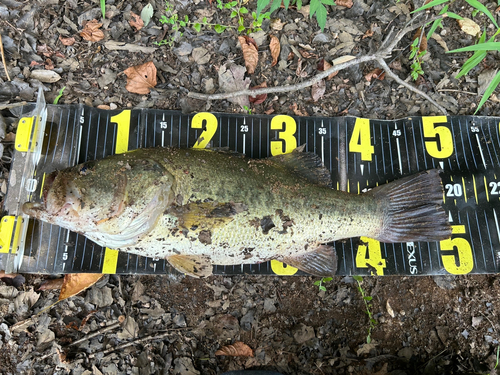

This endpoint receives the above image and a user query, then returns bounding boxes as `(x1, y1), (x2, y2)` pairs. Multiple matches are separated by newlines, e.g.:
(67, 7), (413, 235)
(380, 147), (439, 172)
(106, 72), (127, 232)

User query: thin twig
(0, 101), (27, 110)
(68, 315), (125, 347)
(0, 34), (11, 81)
(376, 57), (447, 115)
(187, 14), (447, 115)
(88, 327), (190, 358)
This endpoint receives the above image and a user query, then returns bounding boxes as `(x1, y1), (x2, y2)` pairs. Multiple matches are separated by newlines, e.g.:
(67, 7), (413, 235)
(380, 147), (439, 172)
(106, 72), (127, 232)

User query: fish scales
(23, 147), (451, 277)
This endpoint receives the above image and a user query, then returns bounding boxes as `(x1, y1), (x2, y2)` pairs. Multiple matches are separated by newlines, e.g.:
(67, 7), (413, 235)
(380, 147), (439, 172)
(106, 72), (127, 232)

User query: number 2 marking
(192, 112), (218, 149)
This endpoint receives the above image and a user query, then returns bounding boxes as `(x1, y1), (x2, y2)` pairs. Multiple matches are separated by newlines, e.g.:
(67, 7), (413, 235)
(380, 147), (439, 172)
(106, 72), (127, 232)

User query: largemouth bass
(23, 147), (451, 277)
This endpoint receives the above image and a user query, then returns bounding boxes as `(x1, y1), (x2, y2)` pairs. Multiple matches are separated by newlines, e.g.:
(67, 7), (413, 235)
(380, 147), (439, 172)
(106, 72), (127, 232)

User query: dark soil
(1, 0), (500, 374)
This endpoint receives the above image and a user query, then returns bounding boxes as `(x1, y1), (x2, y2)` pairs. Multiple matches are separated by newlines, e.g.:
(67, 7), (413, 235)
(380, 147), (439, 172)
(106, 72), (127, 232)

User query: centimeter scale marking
(5, 105), (500, 277)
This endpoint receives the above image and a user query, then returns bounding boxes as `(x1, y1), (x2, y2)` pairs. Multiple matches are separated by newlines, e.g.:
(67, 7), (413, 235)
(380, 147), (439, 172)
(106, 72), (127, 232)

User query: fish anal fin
(272, 146), (332, 188)
(167, 255), (213, 278)
(282, 244), (337, 276)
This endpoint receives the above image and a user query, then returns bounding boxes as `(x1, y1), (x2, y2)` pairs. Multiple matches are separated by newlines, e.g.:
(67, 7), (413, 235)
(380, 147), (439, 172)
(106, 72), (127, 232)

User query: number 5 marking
(192, 112), (218, 149)
(355, 237), (386, 275)
(422, 116), (453, 159)
(439, 225), (473, 275)
(270, 259), (298, 275)
(270, 115), (297, 156)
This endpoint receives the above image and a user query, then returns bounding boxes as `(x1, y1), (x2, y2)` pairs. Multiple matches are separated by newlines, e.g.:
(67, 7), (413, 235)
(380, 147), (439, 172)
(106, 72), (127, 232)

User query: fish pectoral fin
(282, 244), (337, 276)
(167, 255), (213, 278)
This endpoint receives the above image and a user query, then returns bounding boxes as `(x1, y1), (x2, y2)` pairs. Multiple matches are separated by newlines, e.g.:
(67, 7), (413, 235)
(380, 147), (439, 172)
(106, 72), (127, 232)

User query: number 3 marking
(270, 115), (297, 155)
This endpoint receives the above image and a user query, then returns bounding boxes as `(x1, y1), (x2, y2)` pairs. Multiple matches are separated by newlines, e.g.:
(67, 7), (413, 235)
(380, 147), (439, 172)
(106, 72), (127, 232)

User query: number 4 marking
(349, 118), (374, 162)
(355, 237), (386, 275)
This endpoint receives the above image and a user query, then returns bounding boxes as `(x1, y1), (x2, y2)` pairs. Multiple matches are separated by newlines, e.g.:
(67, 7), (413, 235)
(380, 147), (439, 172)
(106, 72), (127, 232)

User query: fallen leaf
(374, 363), (389, 375)
(80, 19), (105, 42)
(300, 49), (318, 59)
(311, 79), (326, 102)
(365, 68), (385, 82)
(216, 341), (254, 357)
(97, 104), (111, 110)
(389, 60), (402, 71)
(269, 35), (280, 67)
(270, 18), (284, 30)
(44, 58), (54, 70)
(357, 342), (378, 356)
(59, 36), (76, 46)
(336, 0), (353, 7)
(458, 18), (480, 37)
(249, 82), (267, 104)
(238, 36), (258, 74)
(218, 63), (251, 107)
(264, 107), (275, 115)
(129, 11), (144, 31)
(296, 58), (307, 78)
(30, 70), (61, 83)
(37, 278), (64, 291)
(290, 103), (309, 116)
(412, 28), (427, 52)
(317, 58), (338, 80)
(59, 274), (103, 301)
(298, 4), (310, 18)
(386, 299), (396, 318)
(141, 3), (154, 27)
(37, 44), (54, 57)
(123, 61), (157, 94)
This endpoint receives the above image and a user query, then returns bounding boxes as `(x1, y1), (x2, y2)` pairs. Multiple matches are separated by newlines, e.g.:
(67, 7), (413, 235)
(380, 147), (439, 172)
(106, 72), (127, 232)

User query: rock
(240, 310), (255, 331)
(85, 286), (113, 308)
(472, 316), (483, 328)
(313, 33), (330, 43)
(117, 316), (139, 339)
(173, 42), (193, 57)
(293, 323), (315, 344)
(191, 47), (210, 65)
(263, 298), (276, 313)
(432, 275), (457, 290)
(30, 70), (61, 83)
(461, 329), (469, 339)
(173, 313), (187, 328)
(173, 357), (200, 375)
(398, 347), (413, 359)
(436, 326), (449, 343)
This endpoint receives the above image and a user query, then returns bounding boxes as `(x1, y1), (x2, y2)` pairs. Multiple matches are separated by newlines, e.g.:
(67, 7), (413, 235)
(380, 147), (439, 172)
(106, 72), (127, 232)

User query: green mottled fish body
(23, 147), (451, 277)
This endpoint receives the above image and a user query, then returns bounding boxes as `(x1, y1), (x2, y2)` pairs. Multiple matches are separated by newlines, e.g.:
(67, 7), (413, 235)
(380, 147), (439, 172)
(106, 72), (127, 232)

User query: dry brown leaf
(389, 60), (402, 71)
(362, 25), (375, 40)
(365, 68), (385, 82)
(215, 342), (254, 357)
(249, 82), (267, 104)
(311, 79), (326, 102)
(59, 274), (103, 301)
(123, 61), (157, 94)
(97, 104), (111, 110)
(270, 18), (284, 30)
(59, 36), (76, 46)
(412, 28), (427, 52)
(458, 18), (480, 37)
(269, 35), (280, 67)
(80, 19), (105, 42)
(290, 103), (309, 116)
(129, 11), (144, 31)
(317, 58), (338, 80)
(336, 0), (353, 7)
(238, 36), (258, 74)
(38, 278), (64, 291)
(296, 58), (307, 78)
(299, 50), (317, 59)
(264, 107), (275, 115)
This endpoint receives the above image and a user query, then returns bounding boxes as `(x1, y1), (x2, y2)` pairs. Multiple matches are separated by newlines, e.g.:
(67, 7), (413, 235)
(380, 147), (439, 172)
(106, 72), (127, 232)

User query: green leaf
(321, 0), (335, 6)
(353, 275), (363, 282)
(203, 16), (207, 22)
(214, 24), (227, 33)
(53, 86), (66, 104)
(240, 6), (249, 13)
(455, 50), (486, 79)
(225, 3), (232, 8)
(179, 20), (186, 27)
(238, 24), (245, 32)
(231, 10), (238, 17)
(320, 286), (327, 291)
(446, 11), (463, 20)
(411, 0), (449, 13)
(323, 277), (333, 282)
(367, 335), (372, 344)
(314, 280), (321, 286)
(185, 15), (189, 22)
(100, 0), (106, 18)
(315, 5), (327, 30)
(270, 0), (282, 13)
(296, 0), (302, 9)
(364, 296), (373, 301)
(193, 23), (201, 32)
(141, 3), (154, 27)
(256, 0), (271, 15)
(283, 0), (290, 9)
(465, 0), (498, 28)
(309, 0), (320, 16)
(449, 42), (500, 53)
(238, 16), (244, 26)
(475, 70), (500, 114)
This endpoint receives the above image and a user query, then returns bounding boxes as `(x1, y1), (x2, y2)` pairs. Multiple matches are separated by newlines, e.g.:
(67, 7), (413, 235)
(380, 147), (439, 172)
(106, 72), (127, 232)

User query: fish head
(23, 154), (175, 246)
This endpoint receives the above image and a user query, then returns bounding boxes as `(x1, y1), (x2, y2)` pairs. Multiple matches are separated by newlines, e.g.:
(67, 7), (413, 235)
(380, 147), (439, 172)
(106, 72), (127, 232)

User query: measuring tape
(2, 99), (499, 276)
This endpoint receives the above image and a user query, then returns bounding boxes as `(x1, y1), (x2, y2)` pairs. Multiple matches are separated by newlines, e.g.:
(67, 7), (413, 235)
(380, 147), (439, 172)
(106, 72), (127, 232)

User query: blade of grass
(412, 0), (449, 14)
(53, 86), (66, 104)
(475, 69), (500, 114)
(465, 0), (498, 28)
(449, 42), (500, 53)
(100, 0), (105, 19)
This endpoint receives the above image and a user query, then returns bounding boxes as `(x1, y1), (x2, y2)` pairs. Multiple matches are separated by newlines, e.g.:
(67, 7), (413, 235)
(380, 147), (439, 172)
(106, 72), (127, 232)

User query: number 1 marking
(110, 110), (131, 154)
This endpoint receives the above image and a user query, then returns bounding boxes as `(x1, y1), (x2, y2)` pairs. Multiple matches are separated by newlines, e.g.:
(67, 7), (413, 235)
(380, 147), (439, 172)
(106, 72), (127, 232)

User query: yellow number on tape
(110, 110), (131, 154)
(15, 117), (34, 152)
(102, 248), (119, 274)
(0, 216), (22, 254)
(192, 112), (218, 149)
(422, 116), (453, 159)
(439, 225), (473, 275)
(270, 115), (297, 156)
(270, 260), (298, 275)
(355, 237), (386, 275)
(349, 118), (374, 161)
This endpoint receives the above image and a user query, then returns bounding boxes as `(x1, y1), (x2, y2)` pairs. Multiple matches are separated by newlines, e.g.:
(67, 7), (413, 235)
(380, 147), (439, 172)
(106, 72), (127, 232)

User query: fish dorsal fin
(167, 255), (213, 278)
(272, 145), (332, 188)
(282, 244), (337, 276)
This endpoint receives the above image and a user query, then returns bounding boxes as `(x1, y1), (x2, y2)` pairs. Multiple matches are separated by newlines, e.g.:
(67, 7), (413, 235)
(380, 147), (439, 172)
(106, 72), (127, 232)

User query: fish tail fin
(370, 169), (451, 243)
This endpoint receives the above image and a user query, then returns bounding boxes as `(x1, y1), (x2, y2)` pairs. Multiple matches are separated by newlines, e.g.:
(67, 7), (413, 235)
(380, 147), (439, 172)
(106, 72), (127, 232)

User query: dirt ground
(1, 0), (500, 374)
